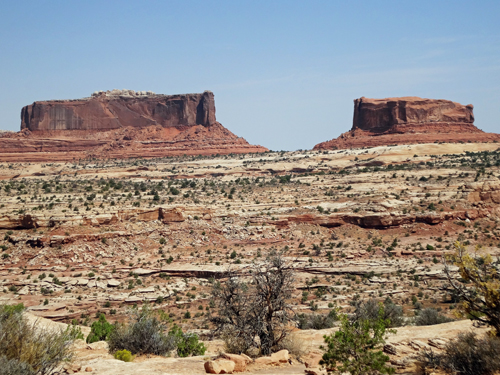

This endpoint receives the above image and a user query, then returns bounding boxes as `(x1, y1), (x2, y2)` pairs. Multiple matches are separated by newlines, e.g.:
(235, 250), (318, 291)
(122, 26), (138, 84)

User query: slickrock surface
(1, 143), (499, 374)
(0, 90), (267, 161)
(314, 96), (500, 150)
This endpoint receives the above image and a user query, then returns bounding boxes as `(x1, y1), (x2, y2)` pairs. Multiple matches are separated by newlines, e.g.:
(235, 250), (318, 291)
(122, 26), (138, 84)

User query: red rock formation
(314, 96), (500, 150)
(21, 90), (216, 132)
(0, 90), (267, 161)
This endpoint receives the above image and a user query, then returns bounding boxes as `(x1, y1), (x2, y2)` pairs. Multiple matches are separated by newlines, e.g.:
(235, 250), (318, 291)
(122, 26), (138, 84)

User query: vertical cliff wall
(351, 97), (475, 133)
(21, 90), (216, 132)
(314, 96), (500, 150)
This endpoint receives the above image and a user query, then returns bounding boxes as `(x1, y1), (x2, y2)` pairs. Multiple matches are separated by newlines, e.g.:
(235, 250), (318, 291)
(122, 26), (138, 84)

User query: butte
(314, 96), (500, 150)
(0, 89), (268, 162)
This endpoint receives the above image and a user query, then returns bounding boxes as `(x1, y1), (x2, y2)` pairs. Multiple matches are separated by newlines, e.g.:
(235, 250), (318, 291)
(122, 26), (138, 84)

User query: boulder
(270, 349), (289, 363)
(107, 279), (120, 287)
(218, 353), (249, 372)
(254, 357), (274, 366)
(161, 207), (185, 223)
(204, 359), (235, 374)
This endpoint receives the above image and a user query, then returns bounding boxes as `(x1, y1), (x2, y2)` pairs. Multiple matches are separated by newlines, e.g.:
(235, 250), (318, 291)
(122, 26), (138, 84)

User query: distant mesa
(314, 96), (500, 150)
(0, 90), (268, 162)
(21, 89), (216, 132)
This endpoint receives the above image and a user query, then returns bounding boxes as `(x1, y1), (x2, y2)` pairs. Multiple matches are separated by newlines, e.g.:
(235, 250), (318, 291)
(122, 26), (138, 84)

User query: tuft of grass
(114, 349), (135, 362)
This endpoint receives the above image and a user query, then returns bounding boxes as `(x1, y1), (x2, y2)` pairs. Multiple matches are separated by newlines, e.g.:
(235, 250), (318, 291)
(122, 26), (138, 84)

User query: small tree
(444, 241), (500, 335)
(210, 253), (295, 355)
(320, 304), (395, 375)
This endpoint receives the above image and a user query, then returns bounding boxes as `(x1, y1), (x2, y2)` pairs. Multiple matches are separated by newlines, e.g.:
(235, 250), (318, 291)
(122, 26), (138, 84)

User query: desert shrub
(415, 308), (453, 326)
(114, 349), (134, 362)
(352, 298), (404, 327)
(421, 332), (500, 375)
(168, 325), (206, 357)
(108, 305), (176, 356)
(320, 306), (395, 375)
(0, 356), (35, 375)
(280, 332), (307, 359)
(296, 310), (338, 330)
(0, 303), (75, 375)
(86, 314), (114, 343)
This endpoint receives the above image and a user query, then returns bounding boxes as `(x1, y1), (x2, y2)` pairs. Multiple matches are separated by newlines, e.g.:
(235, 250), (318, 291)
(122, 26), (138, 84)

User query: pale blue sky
(1, 1), (499, 150)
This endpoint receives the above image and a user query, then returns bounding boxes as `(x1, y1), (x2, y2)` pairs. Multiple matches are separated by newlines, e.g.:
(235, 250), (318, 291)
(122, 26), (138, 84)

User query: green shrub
(320, 307), (395, 375)
(86, 314), (114, 343)
(114, 349), (134, 362)
(168, 325), (206, 357)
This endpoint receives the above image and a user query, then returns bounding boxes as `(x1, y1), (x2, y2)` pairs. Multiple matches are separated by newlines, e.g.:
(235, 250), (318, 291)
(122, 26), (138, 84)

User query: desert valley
(0, 90), (499, 374)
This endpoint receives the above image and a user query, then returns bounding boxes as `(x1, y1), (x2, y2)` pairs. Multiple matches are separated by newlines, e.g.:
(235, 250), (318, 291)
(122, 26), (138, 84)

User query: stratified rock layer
(314, 96), (500, 150)
(21, 90), (216, 132)
(0, 90), (267, 161)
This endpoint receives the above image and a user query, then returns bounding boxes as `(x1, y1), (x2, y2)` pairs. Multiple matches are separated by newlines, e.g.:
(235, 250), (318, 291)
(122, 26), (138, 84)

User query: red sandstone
(314, 96), (500, 150)
(0, 90), (267, 161)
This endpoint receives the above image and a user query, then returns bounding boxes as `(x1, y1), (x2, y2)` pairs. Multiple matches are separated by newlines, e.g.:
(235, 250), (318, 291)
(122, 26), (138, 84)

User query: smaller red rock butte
(314, 96), (500, 150)
(0, 90), (268, 162)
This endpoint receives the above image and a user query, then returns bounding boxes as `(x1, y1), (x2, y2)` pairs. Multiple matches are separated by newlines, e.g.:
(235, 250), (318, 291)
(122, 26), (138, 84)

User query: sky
(0, 1), (499, 151)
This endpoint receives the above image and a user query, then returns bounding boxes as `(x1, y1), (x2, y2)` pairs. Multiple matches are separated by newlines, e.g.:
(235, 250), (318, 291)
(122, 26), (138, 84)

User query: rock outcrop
(21, 90), (216, 133)
(314, 96), (500, 150)
(0, 90), (267, 161)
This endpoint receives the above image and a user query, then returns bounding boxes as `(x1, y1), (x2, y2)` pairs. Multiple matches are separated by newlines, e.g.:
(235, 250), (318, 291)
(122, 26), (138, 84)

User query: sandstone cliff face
(21, 90), (216, 132)
(0, 90), (267, 161)
(352, 96), (474, 133)
(314, 96), (500, 150)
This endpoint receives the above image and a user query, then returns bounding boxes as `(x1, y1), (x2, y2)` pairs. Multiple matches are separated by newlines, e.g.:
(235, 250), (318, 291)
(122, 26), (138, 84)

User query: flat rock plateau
(314, 96), (500, 149)
(1, 141), (499, 374)
(0, 90), (267, 162)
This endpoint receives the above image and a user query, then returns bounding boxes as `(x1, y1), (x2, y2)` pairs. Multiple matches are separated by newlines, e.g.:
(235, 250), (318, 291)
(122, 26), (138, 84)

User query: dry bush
(421, 332), (500, 375)
(0, 356), (35, 375)
(296, 311), (338, 330)
(108, 305), (176, 356)
(415, 308), (453, 326)
(0, 303), (75, 375)
(279, 332), (307, 359)
(352, 298), (404, 328)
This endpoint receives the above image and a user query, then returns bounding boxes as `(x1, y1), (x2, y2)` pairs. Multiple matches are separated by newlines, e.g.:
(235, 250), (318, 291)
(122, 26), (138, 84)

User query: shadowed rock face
(352, 96), (474, 133)
(21, 90), (216, 132)
(314, 96), (500, 150)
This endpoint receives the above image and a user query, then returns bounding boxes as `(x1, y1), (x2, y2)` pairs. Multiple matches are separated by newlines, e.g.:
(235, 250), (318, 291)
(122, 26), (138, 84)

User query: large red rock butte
(314, 96), (500, 150)
(0, 90), (267, 162)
